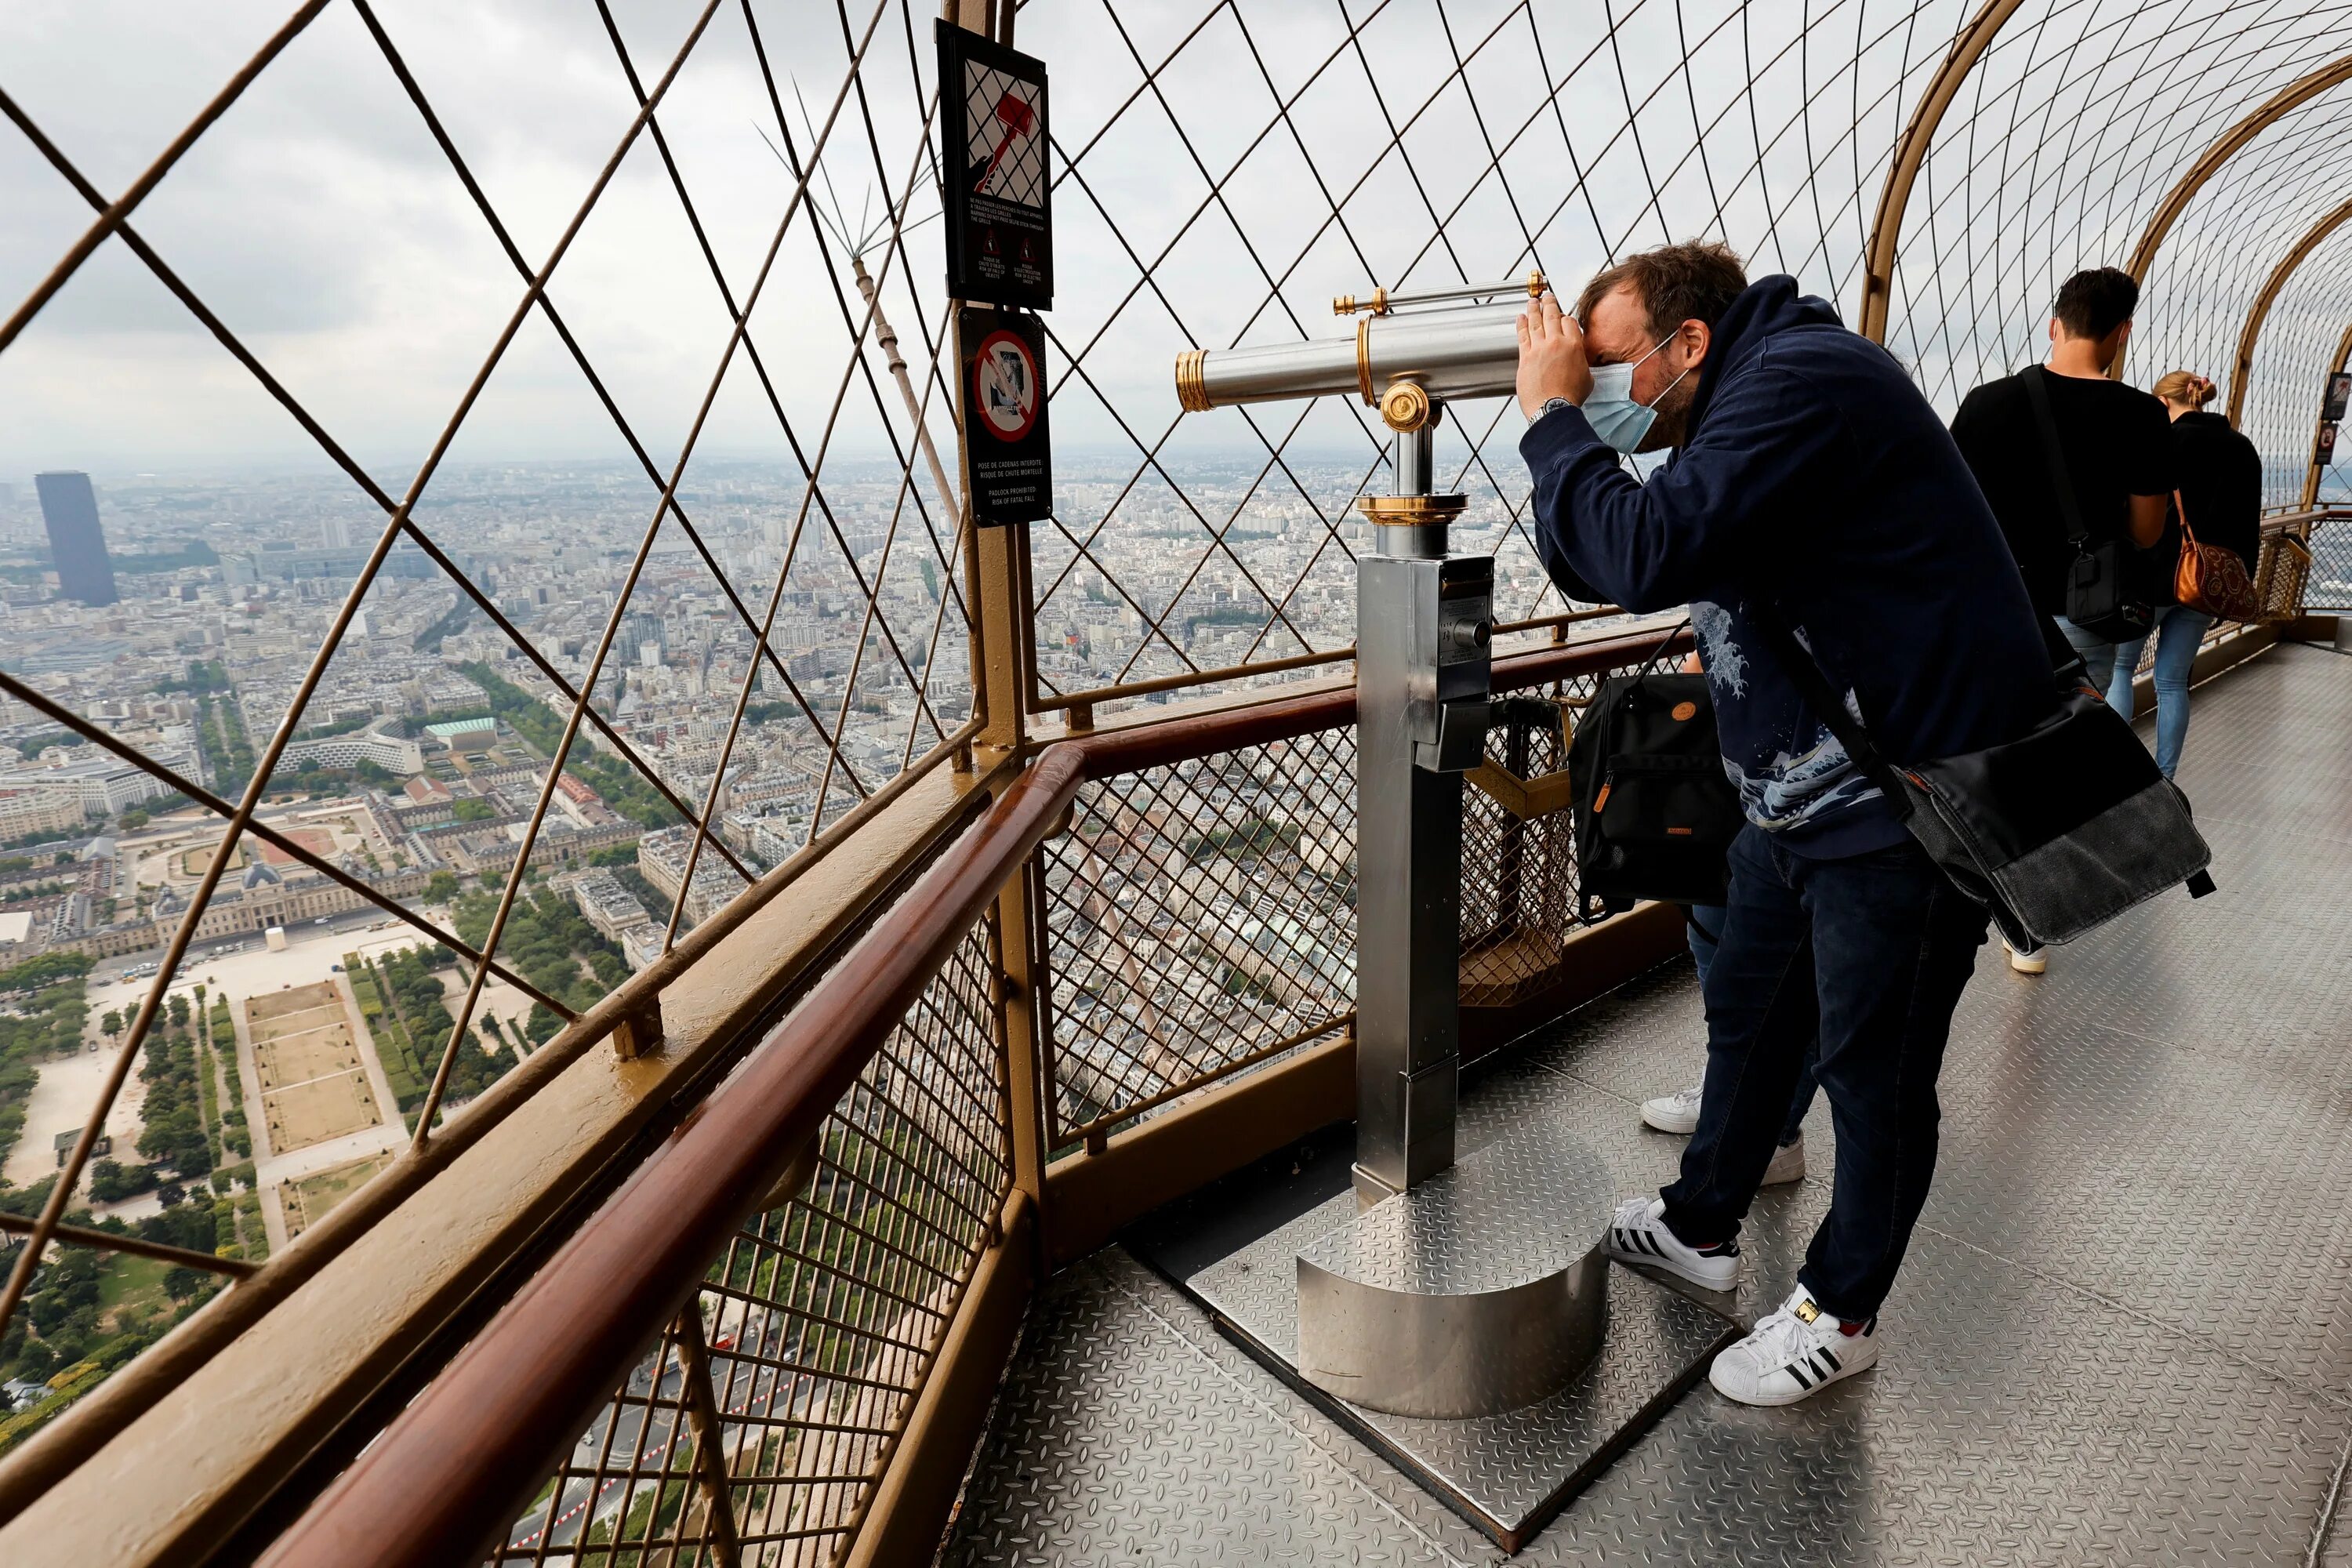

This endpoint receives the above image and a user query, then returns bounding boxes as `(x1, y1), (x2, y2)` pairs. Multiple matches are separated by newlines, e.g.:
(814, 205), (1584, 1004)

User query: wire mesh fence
(1035, 636), (1669, 1144)
(489, 913), (1007, 1566)
(0, 0), (987, 1451)
(1023, 0), (1998, 721)
(1037, 720), (1359, 1145)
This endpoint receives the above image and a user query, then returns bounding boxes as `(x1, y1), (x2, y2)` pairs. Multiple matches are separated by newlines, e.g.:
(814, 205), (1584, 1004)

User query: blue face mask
(1584, 335), (1690, 454)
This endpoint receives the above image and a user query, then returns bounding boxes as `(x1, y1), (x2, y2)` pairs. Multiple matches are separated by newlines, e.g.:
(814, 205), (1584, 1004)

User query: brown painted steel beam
(1858, 0), (2027, 344)
(2116, 51), (2352, 382)
(2227, 194), (2352, 426)
(2125, 52), (2352, 289)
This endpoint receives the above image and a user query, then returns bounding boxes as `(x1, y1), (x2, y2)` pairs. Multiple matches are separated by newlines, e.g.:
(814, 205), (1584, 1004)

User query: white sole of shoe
(2005, 946), (2046, 975)
(1604, 1232), (1737, 1293)
(1640, 1103), (1700, 1135)
(1760, 1140), (1805, 1185)
(1708, 1341), (1878, 1406)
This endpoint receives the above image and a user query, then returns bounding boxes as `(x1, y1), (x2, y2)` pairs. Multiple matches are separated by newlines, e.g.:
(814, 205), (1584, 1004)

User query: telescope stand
(1167, 411), (1735, 1549)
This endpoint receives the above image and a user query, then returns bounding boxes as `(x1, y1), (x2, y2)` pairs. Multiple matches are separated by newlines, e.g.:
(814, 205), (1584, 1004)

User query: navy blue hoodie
(1519, 276), (2052, 858)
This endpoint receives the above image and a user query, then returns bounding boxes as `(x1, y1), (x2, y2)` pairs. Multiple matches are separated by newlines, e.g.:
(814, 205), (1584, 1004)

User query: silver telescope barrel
(1175, 299), (1530, 413)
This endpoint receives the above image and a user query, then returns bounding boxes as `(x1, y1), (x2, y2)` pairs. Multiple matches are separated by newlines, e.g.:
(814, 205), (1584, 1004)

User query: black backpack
(1568, 641), (1744, 914)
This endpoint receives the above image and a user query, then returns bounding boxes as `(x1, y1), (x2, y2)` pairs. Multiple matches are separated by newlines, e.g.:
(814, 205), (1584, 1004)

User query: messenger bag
(1750, 614), (2213, 953)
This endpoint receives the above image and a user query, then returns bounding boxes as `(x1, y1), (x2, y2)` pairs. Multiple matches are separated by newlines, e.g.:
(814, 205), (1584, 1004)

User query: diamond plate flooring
(943, 642), (2352, 1566)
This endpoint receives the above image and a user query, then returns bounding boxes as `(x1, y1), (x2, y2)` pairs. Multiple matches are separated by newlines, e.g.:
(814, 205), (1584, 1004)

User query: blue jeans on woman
(2059, 610), (2213, 778)
(1688, 902), (1819, 1149)
(2105, 604), (2213, 778)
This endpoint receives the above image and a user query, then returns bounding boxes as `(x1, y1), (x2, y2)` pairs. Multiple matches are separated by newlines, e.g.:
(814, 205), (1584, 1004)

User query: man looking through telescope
(1515, 243), (2051, 1407)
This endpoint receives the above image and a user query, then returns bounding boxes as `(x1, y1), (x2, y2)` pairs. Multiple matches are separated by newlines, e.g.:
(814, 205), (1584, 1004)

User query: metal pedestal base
(1300, 1123), (1612, 1417)
(1189, 1116), (1740, 1552)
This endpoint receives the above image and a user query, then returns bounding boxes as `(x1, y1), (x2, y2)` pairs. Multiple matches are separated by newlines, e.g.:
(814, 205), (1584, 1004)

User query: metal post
(673, 1308), (745, 1568)
(1351, 408), (1492, 1202)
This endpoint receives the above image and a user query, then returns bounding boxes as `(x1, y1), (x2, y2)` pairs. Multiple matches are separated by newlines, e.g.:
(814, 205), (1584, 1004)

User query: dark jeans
(1664, 826), (1989, 1320)
(1687, 905), (1817, 1147)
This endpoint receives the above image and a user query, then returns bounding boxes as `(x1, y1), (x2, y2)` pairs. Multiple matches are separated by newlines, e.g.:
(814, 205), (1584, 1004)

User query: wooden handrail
(255, 621), (1693, 1567)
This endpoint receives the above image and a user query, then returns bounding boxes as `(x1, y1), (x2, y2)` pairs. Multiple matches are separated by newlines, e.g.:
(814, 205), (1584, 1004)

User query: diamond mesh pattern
(1026, 0), (1989, 719)
(0, 0), (986, 1396)
(1039, 725), (1359, 1143)
(492, 916), (1007, 1566)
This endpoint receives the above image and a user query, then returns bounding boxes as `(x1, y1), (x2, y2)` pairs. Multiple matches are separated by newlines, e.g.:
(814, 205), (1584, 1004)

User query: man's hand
(1516, 292), (1592, 419)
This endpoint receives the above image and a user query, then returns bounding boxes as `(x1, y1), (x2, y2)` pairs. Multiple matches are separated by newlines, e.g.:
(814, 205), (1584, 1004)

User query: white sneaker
(1604, 1196), (1739, 1291)
(2005, 940), (2046, 975)
(1762, 1134), (1806, 1186)
(1641, 1084), (1704, 1134)
(1708, 1285), (1881, 1406)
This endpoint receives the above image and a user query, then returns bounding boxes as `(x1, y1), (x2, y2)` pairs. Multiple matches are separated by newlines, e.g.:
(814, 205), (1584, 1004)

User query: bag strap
(1630, 616), (1694, 681)
(1741, 608), (1912, 808)
(2020, 365), (2092, 548)
(2172, 488), (2200, 548)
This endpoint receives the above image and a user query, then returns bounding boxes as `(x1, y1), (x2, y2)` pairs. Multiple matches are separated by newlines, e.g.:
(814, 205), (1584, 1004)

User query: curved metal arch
(2112, 50), (2352, 380)
(1857, 0), (2027, 345)
(2298, 316), (2352, 508)
(2225, 194), (2352, 426)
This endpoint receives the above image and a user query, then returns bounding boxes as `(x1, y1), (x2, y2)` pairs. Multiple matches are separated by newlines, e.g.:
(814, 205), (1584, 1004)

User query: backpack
(1567, 647), (1744, 913)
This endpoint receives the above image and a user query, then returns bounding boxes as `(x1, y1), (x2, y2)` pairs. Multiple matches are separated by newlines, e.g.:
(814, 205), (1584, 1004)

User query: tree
(100, 1010), (122, 1040)
(525, 1002), (561, 1047)
(161, 1266), (203, 1302)
(158, 1183), (186, 1210)
(426, 871), (459, 903)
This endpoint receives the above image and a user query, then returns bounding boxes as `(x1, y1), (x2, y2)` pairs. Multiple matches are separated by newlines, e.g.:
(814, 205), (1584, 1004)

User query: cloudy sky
(4, 0), (2326, 489)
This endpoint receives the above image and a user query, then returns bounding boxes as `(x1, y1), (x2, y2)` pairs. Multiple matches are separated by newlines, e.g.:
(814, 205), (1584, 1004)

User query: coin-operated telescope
(1173, 272), (1568, 1201)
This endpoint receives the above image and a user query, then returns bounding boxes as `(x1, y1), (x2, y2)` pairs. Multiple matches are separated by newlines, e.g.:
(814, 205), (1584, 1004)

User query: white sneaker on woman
(1604, 1196), (1739, 1290)
(1708, 1285), (1881, 1406)
(2005, 940), (2046, 975)
(1641, 1084), (1704, 1134)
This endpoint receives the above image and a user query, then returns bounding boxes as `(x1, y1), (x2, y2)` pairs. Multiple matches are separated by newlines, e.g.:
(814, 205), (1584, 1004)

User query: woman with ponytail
(2112, 372), (2260, 776)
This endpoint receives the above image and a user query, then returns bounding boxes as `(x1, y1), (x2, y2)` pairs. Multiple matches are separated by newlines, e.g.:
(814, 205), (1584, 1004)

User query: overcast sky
(4, 0), (2336, 488)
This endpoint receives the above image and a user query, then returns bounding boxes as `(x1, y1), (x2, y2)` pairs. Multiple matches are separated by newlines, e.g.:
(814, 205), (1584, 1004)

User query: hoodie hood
(1685, 274), (1846, 436)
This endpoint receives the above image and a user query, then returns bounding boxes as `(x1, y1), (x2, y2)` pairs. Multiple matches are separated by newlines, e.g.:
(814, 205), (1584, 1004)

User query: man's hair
(1574, 241), (1748, 338)
(2053, 267), (2139, 340)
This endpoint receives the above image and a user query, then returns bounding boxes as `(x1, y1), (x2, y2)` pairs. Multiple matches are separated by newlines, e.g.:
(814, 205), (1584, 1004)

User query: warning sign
(937, 22), (1052, 310)
(960, 307), (1052, 526)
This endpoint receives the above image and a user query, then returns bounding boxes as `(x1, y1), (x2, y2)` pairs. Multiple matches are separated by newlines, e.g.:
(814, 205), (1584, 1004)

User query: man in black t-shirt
(1951, 266), (2169, 974)
(1951, 267), (2171, 680)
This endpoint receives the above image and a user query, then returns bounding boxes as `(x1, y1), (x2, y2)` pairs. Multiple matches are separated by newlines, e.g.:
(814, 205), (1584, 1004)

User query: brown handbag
(2172, 489), (2260, 621)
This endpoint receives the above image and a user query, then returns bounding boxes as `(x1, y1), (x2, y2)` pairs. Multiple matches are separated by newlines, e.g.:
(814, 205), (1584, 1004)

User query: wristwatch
(1528, 395), (1574, 425)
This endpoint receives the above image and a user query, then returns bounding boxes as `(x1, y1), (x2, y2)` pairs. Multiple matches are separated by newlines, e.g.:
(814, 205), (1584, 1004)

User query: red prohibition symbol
(973, 329), (1040, 442)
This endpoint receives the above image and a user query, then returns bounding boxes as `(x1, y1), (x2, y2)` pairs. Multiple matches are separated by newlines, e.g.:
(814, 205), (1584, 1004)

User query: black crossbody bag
(2022, 365), (2154, 642)
(1749, 614), (2212, 953)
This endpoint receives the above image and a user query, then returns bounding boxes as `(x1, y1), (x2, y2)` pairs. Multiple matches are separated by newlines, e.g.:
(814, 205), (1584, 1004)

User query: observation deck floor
(945, 641), (2352, 1566)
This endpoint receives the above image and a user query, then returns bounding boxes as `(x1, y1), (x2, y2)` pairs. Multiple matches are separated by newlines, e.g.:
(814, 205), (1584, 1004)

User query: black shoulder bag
(1567, 622), (1744, 913)
(2022, 365), (2154, 642)
(1749, 614), (2212, 953)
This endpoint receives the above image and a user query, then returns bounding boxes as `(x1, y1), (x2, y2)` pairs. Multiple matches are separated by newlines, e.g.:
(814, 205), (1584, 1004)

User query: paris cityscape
(0, 442), (1578, 1433)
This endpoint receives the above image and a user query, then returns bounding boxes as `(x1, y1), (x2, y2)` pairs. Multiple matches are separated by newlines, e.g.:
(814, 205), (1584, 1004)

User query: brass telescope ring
(1174, 348), (1210, 413)
(1355, 493), (1468, 526)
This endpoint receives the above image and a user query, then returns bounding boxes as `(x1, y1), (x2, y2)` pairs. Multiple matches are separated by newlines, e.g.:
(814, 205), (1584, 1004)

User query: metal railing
(1035, 623), (1683, 1149)
(235, 619), (1673, 1566)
